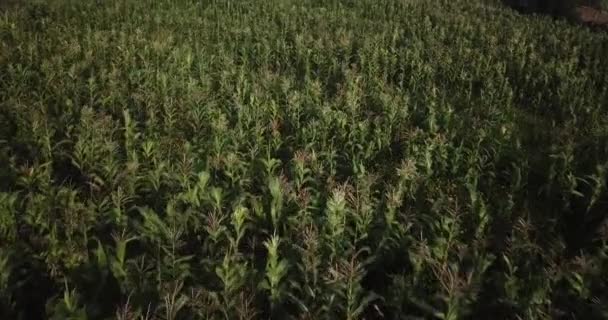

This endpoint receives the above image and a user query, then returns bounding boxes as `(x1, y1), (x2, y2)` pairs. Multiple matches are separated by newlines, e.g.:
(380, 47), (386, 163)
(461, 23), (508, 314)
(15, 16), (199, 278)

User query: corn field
(1, 0), (608, 319)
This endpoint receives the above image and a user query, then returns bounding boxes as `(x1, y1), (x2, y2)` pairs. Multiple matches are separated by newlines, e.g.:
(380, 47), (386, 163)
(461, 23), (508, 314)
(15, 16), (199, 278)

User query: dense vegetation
(1, 0), (608, 319)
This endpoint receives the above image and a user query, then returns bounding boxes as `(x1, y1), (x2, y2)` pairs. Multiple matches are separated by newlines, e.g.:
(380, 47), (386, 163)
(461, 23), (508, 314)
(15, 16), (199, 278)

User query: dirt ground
(576, 6), (608, 25)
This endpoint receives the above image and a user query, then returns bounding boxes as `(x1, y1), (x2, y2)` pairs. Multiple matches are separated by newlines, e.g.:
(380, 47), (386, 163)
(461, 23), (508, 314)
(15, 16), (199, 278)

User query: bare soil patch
(575, 5), (608, 25)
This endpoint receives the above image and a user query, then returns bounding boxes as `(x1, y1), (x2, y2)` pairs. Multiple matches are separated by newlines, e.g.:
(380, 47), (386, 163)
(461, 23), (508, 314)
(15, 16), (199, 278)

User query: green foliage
(0, 0), (607, 318)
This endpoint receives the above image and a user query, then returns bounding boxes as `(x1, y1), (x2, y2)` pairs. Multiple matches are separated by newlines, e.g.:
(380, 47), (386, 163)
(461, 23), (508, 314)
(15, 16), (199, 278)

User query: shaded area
(0, 0), (20, 11)
(502, 0), (575, 15)
(502, 0), (608, 26)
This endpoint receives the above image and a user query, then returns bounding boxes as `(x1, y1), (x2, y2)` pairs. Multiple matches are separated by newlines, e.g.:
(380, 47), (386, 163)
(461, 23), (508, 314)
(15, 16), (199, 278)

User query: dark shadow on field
(1, 248), (56, 320)
(502, 0), (608, 27)
(517, 114), (608, 255)
(502, 0), (602, 15)
(469, 110), (608, 318)
(0, 0), (21, 11)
